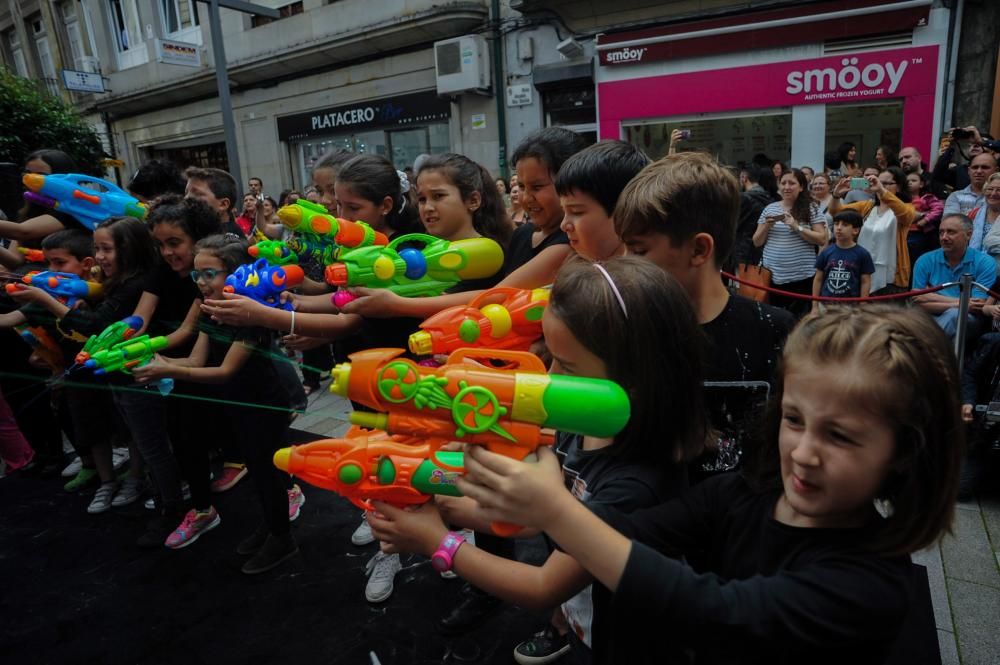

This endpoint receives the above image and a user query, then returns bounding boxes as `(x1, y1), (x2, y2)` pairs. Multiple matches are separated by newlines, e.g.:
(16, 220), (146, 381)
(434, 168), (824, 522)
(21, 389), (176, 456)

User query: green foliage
(0, 67), (105, 174)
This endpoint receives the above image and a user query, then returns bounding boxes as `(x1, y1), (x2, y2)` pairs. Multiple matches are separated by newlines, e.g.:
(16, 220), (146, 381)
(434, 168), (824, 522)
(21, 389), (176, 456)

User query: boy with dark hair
(554, 140), (651, 261)
(128, 159), (186, 202)
(615, 152), (794, 474)
(811, 210), (874, 313)
(184, 167), (243, 236)
(0, 229), (122, 507)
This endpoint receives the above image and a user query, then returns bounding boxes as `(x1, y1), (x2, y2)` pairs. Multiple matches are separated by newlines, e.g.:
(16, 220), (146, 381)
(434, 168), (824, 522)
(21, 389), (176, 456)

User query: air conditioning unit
(435, 35), (490, 95)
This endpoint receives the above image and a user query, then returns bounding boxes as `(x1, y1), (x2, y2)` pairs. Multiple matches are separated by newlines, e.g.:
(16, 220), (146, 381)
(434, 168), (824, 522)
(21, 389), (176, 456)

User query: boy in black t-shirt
(614, 153), (794, 475)
(811, 210), (874, 313)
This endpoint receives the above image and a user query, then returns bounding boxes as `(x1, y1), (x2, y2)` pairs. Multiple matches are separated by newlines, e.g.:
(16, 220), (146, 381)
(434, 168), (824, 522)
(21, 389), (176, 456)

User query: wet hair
(94, 216), (159, 292)
(784, 169), (817, 228)
(832, 209), (863, 229)
(614, 152), (741, 267)
(313, 149), (355, 178)
(751, 305), (964, 556)
(880, 166), (911, 204)
(184, 167), (238, 213)
(128, 159), (186, 199)
(511, 127), (588, 176)
(25, 149), (78, 174)
(549, 255), (706, 466)
(194, 234), (250, 273)
(555, 140), (651, 217)
(417, 153), (512, 246)
(40, 228), (94, 259)
(146, 193), (222, 241)
(336, 154), (421, 235)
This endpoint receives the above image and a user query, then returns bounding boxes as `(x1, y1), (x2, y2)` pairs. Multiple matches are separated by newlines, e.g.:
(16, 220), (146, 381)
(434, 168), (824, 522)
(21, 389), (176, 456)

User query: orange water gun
(330, 348), (630, 470)
(17, 247), (45, 263)
(273, 429), (521, 535)
(409, 287), (549, 356)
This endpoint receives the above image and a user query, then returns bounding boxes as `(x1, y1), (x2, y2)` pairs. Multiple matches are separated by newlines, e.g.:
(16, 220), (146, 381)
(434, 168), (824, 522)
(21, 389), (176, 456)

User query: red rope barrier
(721, 272), (950, 303)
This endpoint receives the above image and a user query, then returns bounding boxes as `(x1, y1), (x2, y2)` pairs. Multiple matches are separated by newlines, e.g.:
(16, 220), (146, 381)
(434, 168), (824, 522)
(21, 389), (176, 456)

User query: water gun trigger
(446, 348), (547, 373)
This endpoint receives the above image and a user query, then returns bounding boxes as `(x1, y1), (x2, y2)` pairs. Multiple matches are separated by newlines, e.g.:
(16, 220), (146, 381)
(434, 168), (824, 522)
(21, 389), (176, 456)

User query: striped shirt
(757, 202), (825, 284)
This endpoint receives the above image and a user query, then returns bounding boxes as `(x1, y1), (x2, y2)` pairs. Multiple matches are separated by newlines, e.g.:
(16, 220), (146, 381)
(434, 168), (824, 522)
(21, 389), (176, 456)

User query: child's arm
(860, 273), (871, 298)
(0, 309), (28, 328)
(161, 300), (202, 351)
(6, 285), (71, 319)
(434, 495), (540, 538)
(0, 215), (66, 242)
(131, 291), (159, 336)
(135, 336), (251, 385)
(201, 293), (363, 339)
(0, 243), (24, 269)
(811, 270), (823, 313)
(369, 501), (591, 609)
(500, 244), (573, 289)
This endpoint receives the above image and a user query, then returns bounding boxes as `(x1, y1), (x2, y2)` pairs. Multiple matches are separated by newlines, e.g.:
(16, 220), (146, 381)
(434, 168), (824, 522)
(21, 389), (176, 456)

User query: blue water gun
(22, 173), (147, 230)
(223, 259), (304, 310)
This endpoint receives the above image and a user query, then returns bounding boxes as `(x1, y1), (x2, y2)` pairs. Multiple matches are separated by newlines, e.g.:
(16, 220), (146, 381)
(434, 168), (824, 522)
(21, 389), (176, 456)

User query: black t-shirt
(502, 223), (569, 278)
(696, 295), (794, 476)
(554, 432), (688, 665)
(199, 314), (290, 409)
(594, 473), (912, 665)
(144, 262), (201, 357)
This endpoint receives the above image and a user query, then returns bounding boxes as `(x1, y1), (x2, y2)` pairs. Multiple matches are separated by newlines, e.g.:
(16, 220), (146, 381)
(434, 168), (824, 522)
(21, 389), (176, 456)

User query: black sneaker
(236, 524), (270, 556)
(438, 584), (502, 635)
(137, 507), (185, 549)
(514, 626), (571, 664)
(241, 533), (298, 575)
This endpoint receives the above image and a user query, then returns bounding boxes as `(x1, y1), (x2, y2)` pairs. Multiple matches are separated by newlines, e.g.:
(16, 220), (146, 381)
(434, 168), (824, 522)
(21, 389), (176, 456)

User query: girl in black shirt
(456, 305), (965, 664)
(136, 235), (297, 574)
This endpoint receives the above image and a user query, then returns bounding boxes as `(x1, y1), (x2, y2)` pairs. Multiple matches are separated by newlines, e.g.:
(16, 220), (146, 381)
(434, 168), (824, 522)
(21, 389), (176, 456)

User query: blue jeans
(113, 386), (183, 508)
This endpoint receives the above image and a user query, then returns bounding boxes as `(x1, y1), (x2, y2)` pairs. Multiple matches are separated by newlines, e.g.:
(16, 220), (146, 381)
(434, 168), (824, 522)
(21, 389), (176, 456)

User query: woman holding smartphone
(753, 168), (827, 317)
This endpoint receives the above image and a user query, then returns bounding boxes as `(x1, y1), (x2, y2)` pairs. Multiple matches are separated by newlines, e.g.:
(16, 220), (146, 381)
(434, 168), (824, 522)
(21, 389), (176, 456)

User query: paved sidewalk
(296, 379), (1000, 664)
(915, 492), (1000, 665)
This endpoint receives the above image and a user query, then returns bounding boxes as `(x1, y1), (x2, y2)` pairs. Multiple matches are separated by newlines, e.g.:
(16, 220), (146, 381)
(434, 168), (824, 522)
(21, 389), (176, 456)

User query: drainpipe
(941, 0), (964, 131)
(491, 0), (507, 179)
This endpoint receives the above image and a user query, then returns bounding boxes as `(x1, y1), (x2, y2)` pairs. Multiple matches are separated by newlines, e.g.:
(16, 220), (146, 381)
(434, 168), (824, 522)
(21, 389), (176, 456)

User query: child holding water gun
(135, 235), (298, 574)
(7, 220), (158, 513)
(451, 305), (964, 664)
(337, 127), (587, 320)
(370, 256), (706, 663)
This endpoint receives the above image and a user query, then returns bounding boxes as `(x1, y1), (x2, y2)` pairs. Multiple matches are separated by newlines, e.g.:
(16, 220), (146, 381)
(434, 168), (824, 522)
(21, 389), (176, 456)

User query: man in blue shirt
(913, 213), (999, 338)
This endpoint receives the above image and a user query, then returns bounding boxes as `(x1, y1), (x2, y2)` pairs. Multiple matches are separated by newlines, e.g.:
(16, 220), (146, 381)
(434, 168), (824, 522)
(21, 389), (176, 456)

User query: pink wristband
(431, 531), (466, 573)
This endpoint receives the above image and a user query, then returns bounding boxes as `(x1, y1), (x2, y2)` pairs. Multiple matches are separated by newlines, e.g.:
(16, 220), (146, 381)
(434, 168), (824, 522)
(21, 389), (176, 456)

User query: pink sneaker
(288, 484), (305, 522)
(165, 507), (221, 549)
(211, 463), (247, 493)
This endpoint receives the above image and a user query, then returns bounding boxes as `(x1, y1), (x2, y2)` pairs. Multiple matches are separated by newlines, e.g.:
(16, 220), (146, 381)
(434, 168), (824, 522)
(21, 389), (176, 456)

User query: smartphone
(951, 128), (972, 140)
(765, 214), (785, 223)
(849, 177), (869, 189)
(679, 129), (691, 140)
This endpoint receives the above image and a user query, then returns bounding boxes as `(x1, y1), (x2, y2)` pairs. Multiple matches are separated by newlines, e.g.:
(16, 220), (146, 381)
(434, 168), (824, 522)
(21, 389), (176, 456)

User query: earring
(873, 497), (895, 520)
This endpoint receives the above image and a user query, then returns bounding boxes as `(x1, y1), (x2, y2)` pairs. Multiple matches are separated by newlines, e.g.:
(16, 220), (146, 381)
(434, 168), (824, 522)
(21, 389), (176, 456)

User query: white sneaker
(351, 514), (376, 546)
(87, 482), (118, 514)
(112, 448), (130, 470)
(61, 456), (82, 478)
(364, 551), (401, 603)
(112, 476), (144, 507)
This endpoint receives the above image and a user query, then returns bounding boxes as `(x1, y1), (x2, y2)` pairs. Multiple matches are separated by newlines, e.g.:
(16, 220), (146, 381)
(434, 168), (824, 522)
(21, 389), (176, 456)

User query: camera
(679, 129), (691, 140)
(951, 128), (973, 140)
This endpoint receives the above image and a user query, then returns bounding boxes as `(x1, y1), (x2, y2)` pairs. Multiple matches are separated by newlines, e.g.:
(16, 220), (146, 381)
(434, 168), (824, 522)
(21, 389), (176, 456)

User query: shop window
(160, 0), (200, 36)
(152, 142), (229, 171)
(251, 2), (303, 28)
(824, 102), (903, 171)
(624, 110), (792, 167)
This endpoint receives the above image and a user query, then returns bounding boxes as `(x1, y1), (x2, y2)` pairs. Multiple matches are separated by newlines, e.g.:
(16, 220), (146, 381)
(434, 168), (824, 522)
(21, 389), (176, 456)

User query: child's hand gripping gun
(14, 324), (64, 373)
(248, 240), (298, 267)
(329, 348), (630, 470)
(80, 334), (174, 395)
(325, 233), (504, 306)
(74, 315), (143, 367)
(223, 259), (305, 310)
(22, 173), (147, 231)
(272, 429), (521, 536)
(277, 200), (388, 260)
(409, 287), (549, 356)
(5, 271), (103, 307)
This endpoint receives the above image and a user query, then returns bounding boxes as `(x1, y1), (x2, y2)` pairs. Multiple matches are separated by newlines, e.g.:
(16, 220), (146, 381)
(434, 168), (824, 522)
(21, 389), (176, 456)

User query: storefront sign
(155, 39), (201, 68)
(597, 45), (939, 155)
(506, 84), (533, 107)
(61, 69), (105, 94)
(277, 91), (451, 142)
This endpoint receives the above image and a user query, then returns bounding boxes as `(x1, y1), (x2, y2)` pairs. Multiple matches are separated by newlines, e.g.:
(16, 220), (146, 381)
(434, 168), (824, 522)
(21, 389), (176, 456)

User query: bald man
(943, 153), (999, 216)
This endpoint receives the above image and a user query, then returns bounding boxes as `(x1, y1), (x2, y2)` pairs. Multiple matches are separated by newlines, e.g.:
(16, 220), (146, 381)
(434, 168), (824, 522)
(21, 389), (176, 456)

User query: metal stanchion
(954, 273), (973, 375)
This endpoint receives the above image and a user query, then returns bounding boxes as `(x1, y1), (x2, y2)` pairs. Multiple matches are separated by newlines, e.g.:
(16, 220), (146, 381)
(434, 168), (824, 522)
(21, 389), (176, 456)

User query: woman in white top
(810, 173), (835, 243)
(752, 169), (827, 317)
